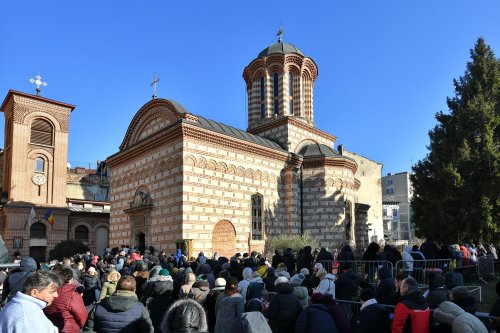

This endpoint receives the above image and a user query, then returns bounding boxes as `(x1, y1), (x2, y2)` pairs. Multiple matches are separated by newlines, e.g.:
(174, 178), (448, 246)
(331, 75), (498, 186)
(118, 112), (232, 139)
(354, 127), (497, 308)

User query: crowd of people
(0, 240), (498, 333)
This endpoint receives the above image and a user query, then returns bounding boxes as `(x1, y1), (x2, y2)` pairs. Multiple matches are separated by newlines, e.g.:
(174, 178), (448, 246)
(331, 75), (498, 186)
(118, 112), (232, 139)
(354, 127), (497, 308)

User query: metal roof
(187, 116), (286, 152)
(258, 43), (305, 58)
(68, 206), (110, 213)
(298, 143), (340, 158)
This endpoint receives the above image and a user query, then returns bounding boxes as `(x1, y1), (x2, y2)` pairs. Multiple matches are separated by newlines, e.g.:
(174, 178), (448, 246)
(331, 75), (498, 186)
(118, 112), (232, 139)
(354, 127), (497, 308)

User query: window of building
(251, 194), (263, 240)
(386, 188), (394, 195)
(75, 225), (89, 240)
(274, 100), (279, 115)
(392, 208), (398, 217)
(30, 222), (46, 239)
(383, 208), (388, 217)
(273, 73), (279, 97)
(35, 157), (45, 173)
(260, 77), (266, 118)
(289, 72), (294, 115)
(30, 118), (53, 146)
(387, 179), (393, 185)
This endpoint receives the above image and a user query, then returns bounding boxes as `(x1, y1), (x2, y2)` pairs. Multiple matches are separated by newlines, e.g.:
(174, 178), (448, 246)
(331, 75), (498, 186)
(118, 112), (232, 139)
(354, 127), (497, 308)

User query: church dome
(257, 42), (304, 58)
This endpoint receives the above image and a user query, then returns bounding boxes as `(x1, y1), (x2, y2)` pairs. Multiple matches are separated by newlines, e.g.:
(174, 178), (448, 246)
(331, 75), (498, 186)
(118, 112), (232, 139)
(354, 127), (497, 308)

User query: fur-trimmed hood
(161, 298), (208, 333)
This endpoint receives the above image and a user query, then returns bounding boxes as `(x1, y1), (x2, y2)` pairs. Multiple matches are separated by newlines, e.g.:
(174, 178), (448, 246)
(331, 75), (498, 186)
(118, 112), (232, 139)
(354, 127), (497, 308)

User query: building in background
(338, 145), (383, 247)
(382, 172), (413, 243)
(0, 91), (109, 262)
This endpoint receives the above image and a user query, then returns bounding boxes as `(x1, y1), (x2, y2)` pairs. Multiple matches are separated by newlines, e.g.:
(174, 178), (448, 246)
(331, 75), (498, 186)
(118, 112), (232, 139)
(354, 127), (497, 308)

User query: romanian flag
(44, 209), (54, 225)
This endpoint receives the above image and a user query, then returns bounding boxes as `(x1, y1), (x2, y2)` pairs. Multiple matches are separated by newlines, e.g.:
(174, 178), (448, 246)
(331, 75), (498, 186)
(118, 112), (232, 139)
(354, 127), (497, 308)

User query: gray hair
(23, 270), (60, 294)
(402, 277), (418, 293)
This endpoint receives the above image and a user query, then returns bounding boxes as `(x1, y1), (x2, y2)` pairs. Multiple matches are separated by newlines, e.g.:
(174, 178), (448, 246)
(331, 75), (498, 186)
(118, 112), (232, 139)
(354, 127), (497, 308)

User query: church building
(107, 40), (383, 258)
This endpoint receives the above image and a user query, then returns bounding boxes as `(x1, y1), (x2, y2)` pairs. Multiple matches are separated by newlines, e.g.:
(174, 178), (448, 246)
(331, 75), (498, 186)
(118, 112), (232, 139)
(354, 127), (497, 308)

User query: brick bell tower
(0, 88), (75, 261)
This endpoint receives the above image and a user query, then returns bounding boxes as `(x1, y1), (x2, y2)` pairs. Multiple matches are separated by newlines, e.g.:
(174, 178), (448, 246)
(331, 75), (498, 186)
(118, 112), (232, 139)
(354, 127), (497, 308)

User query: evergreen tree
(411, 38), (500, 244)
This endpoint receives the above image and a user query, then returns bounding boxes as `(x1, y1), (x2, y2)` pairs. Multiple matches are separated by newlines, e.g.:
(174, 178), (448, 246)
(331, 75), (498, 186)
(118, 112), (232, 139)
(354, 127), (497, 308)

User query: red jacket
(44, 283), (88, 333)
(392, 291), (430, 333)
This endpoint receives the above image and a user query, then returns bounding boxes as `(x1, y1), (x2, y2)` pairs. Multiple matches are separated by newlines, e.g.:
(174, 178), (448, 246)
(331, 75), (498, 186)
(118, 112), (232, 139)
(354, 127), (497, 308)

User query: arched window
(30, 222), (46, 239)
(273, 73), (279, 115)
(251, 194), (263, 240)
(35, 157), (45, 172)
(289, 72), (294, 115)
(75, 225), (89, 240)
(345, 201), (352, 240)
(30, 118), (53, 146)
(260, 76), (266, 118)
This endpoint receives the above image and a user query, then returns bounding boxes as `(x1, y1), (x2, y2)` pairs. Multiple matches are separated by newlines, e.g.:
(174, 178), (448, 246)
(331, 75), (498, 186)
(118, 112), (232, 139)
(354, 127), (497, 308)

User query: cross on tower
(29, 75), (47, 96)
(150, 73), (160, 99)
(277, 25), (284, 43)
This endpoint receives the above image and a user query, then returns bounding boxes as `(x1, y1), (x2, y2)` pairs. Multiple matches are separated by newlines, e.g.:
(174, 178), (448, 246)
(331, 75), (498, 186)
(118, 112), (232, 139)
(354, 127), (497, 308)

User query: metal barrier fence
(0, 263), (20, 270)
(477, 254), (495, 283)
(395, 259), (451, 286)
(318, 260), (393, 284)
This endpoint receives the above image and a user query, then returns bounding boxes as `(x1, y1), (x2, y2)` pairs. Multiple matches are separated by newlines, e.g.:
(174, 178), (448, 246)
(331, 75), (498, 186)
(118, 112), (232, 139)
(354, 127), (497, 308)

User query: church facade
(107, 41), (383, 258)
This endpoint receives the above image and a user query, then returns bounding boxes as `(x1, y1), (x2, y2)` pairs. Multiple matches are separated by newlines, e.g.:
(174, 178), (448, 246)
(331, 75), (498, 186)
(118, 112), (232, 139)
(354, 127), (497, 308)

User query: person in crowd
(362, 242), (382, 284)
(0, 270), (60, 332)
(450, 286), (477, 314)
(267, 276), (302, 333)
(425, 273), (449, 309)
(476, 243), (488, 257)
(401, 246), (414, 275)
(196, 262), (216, 289)
(433, 301), (488, 333)
(205, 277), (226, 332)
(263, 267), (276, 292)
(256, 258), (269, 278)
(214, 277), (245, 333)
(300, 268), (313, 293)
(310, 262), (323, 289)
(382, 244), (403, 268)
(352, 287), (390, 333)
(310, 292), (351, 333)
(179, 272), (196, 299)
(83, 275), (154, 333)
(468, 244), (478, 263)
(230, 312), (272, 333)
(297, 246), (314, 273)
(82, 266), (101, 306)
(238, 267), (253, 300)
(98, 270), (121, 301)
(160, 298), (208, 333)
(420, 238), (438, 260)
(489, 281), (500, 333)
(489, 244), (498, 260)
(450, 244), (464, 268)
(189, 274), (210, 305)
(335, 261), (360, 320)
(275, 263), (291, 279)
(144, 269), (174, 332)
(290, 273), (308, 310)
(283, 248), (297, 276)
(392, 277), (430, 333)
(313, 267), (336, 298)
(295, 295), (339, 333)
(376, 266), (395, 306)
(44, 266), (87, 333)
(228, 258), (243, 281)
(132, 261), (149, 299)
(437, 244), (454, 260)
(271, 250), (283, 269)
(1, 256), (38, 303)
(444, 270), (464, 291)
(316, 247), (335, 262)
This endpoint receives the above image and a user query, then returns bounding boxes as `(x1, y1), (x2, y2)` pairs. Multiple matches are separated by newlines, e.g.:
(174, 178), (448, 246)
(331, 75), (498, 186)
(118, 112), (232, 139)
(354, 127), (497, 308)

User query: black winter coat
(335, 270), (360, 301)
(145, 280), (174, 332)
(82, 274), (102, 306)
(295, 304), (339, 333)
(283, 250), (297, 275)
(352, 302), (390, 333)
(267, 283), (302, 333)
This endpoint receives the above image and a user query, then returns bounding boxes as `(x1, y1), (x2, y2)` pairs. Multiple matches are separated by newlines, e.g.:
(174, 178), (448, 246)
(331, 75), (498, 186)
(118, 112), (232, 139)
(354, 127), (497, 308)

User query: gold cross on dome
(150, 73), (160, 99)
(29, 75), (47, 96)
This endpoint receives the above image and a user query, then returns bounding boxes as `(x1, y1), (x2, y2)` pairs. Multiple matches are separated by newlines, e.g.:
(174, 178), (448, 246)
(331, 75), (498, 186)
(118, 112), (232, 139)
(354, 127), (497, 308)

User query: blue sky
(1, 1), (499, 174)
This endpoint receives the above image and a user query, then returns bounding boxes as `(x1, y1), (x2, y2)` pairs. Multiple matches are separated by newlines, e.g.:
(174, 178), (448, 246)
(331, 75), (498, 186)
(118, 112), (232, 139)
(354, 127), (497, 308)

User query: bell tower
(1, 90), (75, 206)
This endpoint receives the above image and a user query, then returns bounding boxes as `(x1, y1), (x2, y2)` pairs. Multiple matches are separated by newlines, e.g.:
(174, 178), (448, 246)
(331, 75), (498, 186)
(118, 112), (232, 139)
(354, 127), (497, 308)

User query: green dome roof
(258, 43), (304, 58)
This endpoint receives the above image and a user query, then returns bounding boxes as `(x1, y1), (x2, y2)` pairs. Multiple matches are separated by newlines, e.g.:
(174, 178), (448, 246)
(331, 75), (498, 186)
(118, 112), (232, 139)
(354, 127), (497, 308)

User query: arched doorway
(212, 220), (236, 258)
(95, 226), (109, 255)
(29, 222), (47, 262)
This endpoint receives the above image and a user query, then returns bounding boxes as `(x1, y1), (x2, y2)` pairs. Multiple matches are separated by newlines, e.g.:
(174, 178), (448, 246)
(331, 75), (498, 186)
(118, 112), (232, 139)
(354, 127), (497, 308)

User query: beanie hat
(276, 263), (287, 271)
(87, 266), (97, 274)
(197, 274), (207, 281)
(314, 262), (323, 270)
(215, 277), (226, 288)
(290, 273), (305, 287)
(274, 276), (289, 286)
(300, 268), (310, 276)
(451, 286), (471, 301)
(159, 269), (170, 276)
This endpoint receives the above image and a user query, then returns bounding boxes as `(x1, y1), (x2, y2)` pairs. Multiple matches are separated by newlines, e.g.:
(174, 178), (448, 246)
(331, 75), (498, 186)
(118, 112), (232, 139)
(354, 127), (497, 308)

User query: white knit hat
(274, 276), (289, 286)
(215, 277), (226, 287)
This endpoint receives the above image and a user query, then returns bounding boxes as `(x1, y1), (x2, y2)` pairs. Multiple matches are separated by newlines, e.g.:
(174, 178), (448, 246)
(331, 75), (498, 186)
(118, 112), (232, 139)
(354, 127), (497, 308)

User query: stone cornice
(1, 90), (75, 112)
(354, 178), (361, 190)
(248, 116), (336, 143)
(302, 156), (358, 174)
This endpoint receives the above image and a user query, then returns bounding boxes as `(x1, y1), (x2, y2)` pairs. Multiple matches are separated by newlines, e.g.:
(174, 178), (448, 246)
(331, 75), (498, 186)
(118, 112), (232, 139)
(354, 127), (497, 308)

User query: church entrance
(95, 227), (109, 255)
(135, 232), (145, 254)
(29, 246), (46, 263)
(212, 220), (236, 258)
